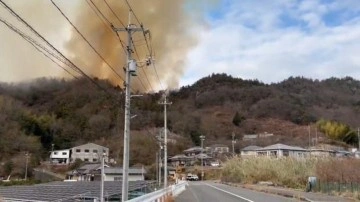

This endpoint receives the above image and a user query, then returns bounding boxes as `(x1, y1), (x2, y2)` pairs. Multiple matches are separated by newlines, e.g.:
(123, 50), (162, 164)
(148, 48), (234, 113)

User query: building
(50, 149), (70, 164)
(255, 143), (307, 158)
(242, 132), (274, 141)
(208, 144), (230, 154)
(101, 167), (146, 181)
(240, 145), (262, 157)
(183, 146), (204, 157)
(66, 164), (146, 182)
(169, 154), (194, 167)
(70, 143), (109, 163)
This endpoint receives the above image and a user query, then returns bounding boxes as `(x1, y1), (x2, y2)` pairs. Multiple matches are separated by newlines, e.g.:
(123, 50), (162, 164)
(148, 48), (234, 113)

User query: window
(54, 152), (58, 155)
(270, 151), (277, 156)
(84, 158), (89, 162)
(93, 150), (98, 153)
(85, 149), (90, 153)
(283, 151), (289, 156)
(62, 152), (67, 155)
(93, 158), (98, 162)
(76, 149), (81, 153)
(114, 177), (122, 181)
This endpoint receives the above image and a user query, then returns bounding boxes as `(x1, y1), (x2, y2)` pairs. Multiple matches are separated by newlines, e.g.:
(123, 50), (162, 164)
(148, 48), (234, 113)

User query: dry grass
(221, 157), (318, 189)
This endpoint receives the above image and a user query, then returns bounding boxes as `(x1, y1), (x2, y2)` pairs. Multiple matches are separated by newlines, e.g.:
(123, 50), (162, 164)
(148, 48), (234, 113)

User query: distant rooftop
(242, 145), (262, 151)
(257, 143), (306, 151)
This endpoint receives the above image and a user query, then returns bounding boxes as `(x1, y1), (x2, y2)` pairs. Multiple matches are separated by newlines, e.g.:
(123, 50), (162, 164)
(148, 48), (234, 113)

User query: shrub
(221, 157), (317, 189)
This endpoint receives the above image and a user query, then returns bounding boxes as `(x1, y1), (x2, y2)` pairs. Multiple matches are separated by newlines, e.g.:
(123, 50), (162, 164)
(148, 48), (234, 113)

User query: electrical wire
(103, 0), (126, 28)
(51, 0), (125, 82)
(0, 0), (113, 95)
(0, 17), (80, 79)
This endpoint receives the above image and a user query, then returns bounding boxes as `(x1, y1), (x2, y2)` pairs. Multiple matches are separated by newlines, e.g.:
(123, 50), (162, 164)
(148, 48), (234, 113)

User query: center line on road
(203, 183), (254, 202)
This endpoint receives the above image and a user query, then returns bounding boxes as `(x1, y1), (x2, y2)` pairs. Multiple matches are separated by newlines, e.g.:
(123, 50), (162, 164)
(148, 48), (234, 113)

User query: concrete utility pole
(358, 128), (360, 151)
(231, 132), (236, 155)
(308, 125), (311, 148)
(100, 153), (106, 202)
(159, 94), (172, 189)
(156, 133), (163, 187)
(25, 152), (29, 181)
(112, 18), (144, 202)
(200, 135), (205, 181)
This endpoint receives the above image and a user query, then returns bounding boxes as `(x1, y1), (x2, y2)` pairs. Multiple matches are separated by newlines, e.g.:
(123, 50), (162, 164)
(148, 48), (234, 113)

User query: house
(66, 164), (146, 181)
(67, 163), (104, 181)
(240, 145), (262, 157)
(169, 154), (194, 167)
(309, 149), (335, 157)
(70, 143), (109, 163)
(242, 132), (274, 141)
(100, 167), (146, 181)
(50, 149), (70, 164)
(256, 143), (307, 158)
(183, 147), (204, 157)
(208, 144), (230, 154)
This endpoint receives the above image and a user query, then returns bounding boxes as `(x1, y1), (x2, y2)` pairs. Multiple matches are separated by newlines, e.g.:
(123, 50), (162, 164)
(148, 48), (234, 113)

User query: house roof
(104, 167), (146, 175)
(183, 146), (203, 153)
(195, 153), (212, 160)
(170, 154), (192, 161)
(257, 143), (306, 151)
(242, 145), (262, 151)
(72, 143), (108, 150)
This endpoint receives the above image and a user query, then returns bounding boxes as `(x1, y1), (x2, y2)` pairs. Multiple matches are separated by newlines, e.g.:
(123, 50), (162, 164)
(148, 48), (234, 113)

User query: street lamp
(200, 135), (205, 181)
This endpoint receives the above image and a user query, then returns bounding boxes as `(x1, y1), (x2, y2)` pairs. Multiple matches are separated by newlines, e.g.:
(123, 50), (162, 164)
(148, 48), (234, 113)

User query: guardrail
(126, 180), (188, 202)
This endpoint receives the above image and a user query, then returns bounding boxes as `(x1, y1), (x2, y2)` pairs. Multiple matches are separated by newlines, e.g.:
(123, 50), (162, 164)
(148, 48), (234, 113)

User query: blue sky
(180, 0), (360, 86)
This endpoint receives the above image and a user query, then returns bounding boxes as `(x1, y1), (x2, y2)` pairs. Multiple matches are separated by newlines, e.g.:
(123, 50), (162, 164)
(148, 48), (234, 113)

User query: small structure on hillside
(50, 149), (70, 164)
(70, 143), (109, 163)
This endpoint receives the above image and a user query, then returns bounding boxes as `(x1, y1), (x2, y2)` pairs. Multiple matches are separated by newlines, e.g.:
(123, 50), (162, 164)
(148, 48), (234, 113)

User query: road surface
(175, 181), (296, 202)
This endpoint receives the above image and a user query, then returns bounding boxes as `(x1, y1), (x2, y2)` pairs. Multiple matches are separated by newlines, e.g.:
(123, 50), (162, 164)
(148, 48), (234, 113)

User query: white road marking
(203, 183), (255, 202)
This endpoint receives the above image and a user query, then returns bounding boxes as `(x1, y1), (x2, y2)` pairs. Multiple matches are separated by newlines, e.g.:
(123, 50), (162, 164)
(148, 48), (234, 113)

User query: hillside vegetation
(1, 74), (360, 177)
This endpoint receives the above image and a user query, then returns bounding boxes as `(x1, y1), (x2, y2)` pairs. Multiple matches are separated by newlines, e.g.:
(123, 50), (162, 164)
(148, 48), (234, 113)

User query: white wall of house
(240, 150), (257, 157)
(256, 149), (307, 158)
(50, 149), (70, 164)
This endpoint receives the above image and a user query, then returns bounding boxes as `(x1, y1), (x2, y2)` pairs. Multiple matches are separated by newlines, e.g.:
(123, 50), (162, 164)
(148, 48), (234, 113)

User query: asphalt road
(175, 181), (296, 202)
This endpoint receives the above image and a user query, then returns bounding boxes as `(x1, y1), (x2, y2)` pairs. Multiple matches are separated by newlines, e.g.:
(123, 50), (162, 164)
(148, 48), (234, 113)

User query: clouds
(181, 0), (360, 86)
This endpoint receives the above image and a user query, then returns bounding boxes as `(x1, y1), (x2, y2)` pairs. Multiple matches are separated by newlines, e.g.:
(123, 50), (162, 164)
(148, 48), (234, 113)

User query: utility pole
(100, 153), (106, 202)
(156, 133), (163, 187)
(112, 14), (145, 202)
(308, 125), (311, 148)
(25, 152), (29, 180)
(358, 128), (360, 151)
(159, 94), (172, 189)
(231, 132), (236, 156)
(200, 135), (205, 181)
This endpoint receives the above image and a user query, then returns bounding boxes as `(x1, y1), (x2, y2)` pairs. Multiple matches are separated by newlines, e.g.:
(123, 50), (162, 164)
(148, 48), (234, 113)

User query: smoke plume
(65, 0), (204, 92)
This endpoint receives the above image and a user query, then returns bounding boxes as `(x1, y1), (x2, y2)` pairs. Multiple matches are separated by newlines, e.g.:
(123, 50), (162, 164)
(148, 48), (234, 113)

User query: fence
(126, 180), (188, 202)
(312, 180), (360, 194)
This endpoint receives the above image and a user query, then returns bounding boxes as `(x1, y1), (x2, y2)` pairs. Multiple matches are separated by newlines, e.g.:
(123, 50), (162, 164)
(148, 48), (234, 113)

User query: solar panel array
(0, 181), (151, 201)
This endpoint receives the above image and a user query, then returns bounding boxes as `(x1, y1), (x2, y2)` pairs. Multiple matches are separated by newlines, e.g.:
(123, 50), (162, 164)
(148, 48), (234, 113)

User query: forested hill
(1, 74), (360, 171)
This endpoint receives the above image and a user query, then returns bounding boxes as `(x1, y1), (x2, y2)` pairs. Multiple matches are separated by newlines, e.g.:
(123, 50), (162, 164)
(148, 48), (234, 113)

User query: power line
(51, 0), (125, 82)
(0, 0), (113, 95)
(103, 0), (126, 28)
(123, 0), (164, 91)
(0, 17), (80, 79)
(84, 0), (127, 55)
